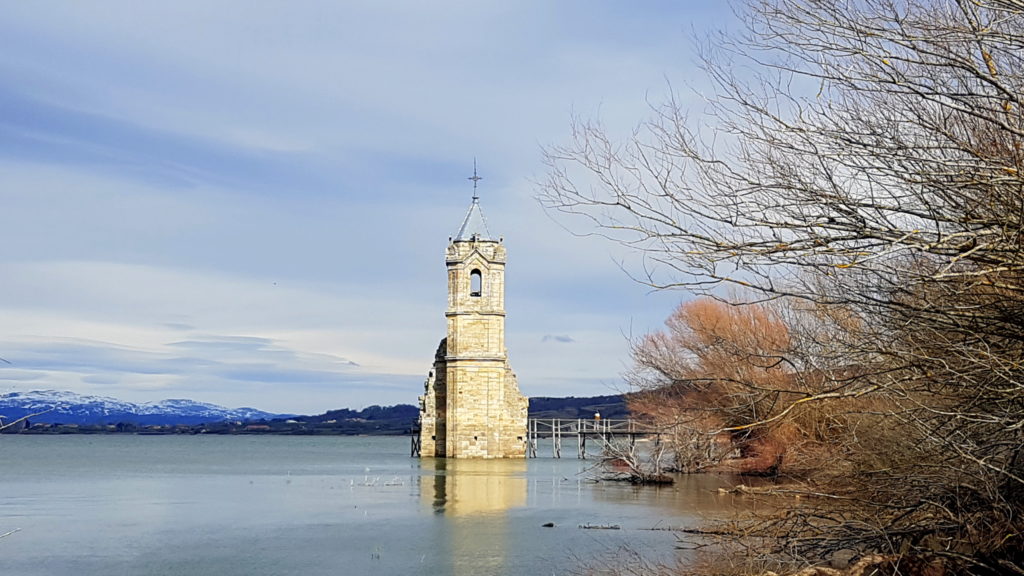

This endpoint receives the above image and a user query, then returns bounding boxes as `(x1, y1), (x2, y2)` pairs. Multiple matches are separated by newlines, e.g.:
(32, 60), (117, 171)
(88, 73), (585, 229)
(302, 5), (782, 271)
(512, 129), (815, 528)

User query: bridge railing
(526, 418), (658, 458)
(527, 418), (654, 437)
(412, 418), (660, 458)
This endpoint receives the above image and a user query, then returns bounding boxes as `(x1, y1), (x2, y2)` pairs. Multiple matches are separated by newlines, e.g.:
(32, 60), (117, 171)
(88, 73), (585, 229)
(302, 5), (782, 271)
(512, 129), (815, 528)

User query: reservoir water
(2, 435), (741, 575)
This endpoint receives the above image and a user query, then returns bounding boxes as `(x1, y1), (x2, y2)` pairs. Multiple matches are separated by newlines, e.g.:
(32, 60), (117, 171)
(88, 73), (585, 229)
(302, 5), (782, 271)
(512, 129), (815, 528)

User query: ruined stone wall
(418, 339), (448, 458)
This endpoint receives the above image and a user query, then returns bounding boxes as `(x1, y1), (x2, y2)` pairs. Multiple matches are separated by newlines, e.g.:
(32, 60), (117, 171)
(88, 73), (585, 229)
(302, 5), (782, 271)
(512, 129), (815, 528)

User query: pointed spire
(454, 161), (493, 241)
(455, 197), (492, 241)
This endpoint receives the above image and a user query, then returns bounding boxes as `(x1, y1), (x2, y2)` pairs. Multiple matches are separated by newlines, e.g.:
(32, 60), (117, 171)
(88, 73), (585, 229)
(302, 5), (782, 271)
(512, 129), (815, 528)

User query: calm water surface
(2, 435), (742, 575)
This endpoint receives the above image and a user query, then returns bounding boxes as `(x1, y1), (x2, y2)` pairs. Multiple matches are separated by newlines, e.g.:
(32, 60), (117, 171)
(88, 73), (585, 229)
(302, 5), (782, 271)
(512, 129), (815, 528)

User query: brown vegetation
(540, 0), (1024, 573)
(626, 299), (814, 476)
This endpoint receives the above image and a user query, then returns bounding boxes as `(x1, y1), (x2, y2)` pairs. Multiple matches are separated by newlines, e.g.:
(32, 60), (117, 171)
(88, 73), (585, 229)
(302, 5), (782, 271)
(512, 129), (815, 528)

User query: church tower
(419, 175), (528, 459)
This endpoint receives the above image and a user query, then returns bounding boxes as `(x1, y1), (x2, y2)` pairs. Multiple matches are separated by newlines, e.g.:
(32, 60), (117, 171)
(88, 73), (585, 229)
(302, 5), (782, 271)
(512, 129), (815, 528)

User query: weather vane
(468, 158), (482, 200)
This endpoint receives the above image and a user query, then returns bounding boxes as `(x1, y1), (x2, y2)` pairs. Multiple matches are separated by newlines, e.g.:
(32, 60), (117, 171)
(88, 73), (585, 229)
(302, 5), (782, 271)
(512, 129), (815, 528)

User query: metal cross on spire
(468, 158), (482, 200)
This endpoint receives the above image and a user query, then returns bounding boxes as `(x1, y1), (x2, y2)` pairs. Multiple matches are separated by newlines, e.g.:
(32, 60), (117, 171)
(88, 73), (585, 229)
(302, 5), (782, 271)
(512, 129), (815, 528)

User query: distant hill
(0, 390), (289, 428)
(296, 396), (628, 424)
(528, 394), (628, 420)
(0, 390), (629, 434)
(275, 404), (420, 435)
(265, 396), (629, 436)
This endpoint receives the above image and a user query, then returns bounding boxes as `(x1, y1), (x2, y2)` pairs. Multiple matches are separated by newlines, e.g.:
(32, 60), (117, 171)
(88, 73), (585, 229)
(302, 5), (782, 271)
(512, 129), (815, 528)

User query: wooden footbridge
(412, 418), (660, 459)
(527, 418), (659, 459)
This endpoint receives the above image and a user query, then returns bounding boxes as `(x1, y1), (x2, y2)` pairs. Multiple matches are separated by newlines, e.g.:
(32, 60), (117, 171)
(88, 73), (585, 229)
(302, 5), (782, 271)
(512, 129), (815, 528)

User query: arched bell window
(470, 269), (482, 297)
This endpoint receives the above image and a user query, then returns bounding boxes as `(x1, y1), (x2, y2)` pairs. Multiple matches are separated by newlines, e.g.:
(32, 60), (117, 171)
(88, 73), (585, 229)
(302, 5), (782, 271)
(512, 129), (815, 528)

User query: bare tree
(540, 0), (1024, 573)
(592, 434), (674, 485)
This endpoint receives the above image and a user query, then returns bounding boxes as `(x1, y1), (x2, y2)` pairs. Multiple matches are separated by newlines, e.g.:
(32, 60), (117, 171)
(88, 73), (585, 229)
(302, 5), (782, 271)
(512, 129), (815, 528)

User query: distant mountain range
(0, 390), (289, 427)
(0, 389), (629, 431)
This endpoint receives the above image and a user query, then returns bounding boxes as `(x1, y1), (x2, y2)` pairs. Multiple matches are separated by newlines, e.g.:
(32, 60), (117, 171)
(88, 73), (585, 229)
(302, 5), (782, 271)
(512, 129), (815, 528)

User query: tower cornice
(446, 241), (506, 265)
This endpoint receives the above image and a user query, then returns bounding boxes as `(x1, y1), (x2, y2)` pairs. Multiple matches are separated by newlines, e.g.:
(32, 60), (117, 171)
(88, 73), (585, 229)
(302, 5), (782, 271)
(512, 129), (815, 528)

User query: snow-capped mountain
(0, 390), (288, 426)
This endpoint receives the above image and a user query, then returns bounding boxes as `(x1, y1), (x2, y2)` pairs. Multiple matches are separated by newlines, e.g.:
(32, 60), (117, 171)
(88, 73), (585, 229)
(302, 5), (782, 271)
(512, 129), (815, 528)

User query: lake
(2, 435), (742, 575)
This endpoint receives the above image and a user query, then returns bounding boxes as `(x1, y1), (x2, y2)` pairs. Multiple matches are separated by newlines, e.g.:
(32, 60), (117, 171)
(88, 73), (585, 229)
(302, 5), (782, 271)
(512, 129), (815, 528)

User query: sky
(0, 1), (735, 414)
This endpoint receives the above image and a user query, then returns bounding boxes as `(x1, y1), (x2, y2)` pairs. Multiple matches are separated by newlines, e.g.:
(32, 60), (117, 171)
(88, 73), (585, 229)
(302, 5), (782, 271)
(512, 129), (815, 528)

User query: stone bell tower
(419, 172), (528, 459)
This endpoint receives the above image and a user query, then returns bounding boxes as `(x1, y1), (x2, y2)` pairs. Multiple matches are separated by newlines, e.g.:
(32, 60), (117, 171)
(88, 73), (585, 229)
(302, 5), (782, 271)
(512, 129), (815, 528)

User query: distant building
(418, 187), (528, 458)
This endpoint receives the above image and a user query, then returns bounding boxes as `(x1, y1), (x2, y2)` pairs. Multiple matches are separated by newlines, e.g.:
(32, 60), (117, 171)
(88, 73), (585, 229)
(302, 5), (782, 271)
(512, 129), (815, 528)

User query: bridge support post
(528, 419), (538, 458)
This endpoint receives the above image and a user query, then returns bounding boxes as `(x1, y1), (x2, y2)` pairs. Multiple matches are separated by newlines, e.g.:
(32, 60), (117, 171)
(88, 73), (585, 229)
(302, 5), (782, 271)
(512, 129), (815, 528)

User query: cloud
(2, 87), (349, 197)
(0, 334), (416, 413)
(0, 1), (732, 413)
(0, 370), (47, 382)
(163, 323), (195, 331)
(0, 256), (441, 413)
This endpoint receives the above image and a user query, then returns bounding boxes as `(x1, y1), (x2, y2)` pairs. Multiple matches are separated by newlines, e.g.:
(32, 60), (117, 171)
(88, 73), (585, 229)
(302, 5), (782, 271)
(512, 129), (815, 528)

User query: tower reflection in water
(421, 458), (527, 574)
